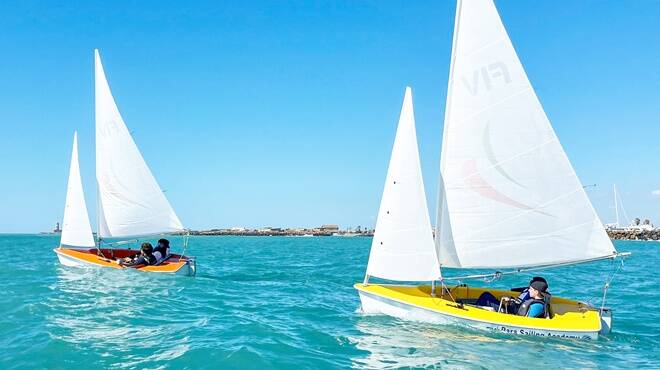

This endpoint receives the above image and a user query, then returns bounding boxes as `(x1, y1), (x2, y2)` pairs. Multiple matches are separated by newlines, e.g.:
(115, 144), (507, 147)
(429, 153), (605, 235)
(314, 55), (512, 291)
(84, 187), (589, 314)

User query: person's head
(528, 280), (548, 299)
(157, 239), (170, 249)
(141, 242), (154, 256)
(529, 276), (547, 286)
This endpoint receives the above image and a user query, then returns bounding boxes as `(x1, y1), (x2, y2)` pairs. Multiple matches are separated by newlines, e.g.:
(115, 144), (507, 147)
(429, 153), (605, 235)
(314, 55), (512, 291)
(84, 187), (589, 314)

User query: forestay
(95, 49), (183, 239)
(366, 87), (440, 281)
(436, 0), (615, 269)
(61, 132), (96, 248)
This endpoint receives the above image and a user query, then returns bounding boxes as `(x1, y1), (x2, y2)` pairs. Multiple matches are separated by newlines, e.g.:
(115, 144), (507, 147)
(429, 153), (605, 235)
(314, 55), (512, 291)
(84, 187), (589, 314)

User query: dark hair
(157, 239), (170, 247)
(141, 242), (154, 255)
(529, 276), (547, 286)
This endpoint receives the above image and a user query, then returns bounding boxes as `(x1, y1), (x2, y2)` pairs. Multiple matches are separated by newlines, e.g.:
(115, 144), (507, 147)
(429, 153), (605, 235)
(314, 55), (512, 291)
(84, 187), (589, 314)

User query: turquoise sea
(1, 235), (657, 369)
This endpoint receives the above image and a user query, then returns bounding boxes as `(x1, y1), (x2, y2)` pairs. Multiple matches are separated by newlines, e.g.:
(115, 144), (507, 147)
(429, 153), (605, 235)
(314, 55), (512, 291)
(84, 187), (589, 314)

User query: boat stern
(599, 308), (613, 334)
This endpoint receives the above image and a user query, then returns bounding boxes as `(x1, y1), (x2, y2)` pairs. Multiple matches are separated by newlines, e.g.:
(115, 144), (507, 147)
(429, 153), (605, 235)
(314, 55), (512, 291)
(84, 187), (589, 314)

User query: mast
(614, 184), (620, 228)
(435, 0), (463, 271)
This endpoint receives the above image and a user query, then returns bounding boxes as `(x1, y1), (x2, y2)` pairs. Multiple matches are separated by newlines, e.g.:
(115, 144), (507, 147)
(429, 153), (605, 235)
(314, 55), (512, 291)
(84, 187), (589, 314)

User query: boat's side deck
(355, 283), (601, 332)
(55, 247), (190, 273)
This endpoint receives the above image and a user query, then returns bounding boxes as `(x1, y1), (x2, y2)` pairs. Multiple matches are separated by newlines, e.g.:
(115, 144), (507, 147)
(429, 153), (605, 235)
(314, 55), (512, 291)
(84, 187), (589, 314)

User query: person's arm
(123, 255), (146, 267)
(526, 303), (545, 318)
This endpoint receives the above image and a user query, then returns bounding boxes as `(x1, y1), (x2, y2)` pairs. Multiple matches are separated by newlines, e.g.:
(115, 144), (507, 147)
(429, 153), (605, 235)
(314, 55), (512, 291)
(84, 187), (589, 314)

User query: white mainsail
(61, 131), (95, 248)
(95, 49), (183, 239)
(436, 0), (616, 269)
(366, 87), (440, 281)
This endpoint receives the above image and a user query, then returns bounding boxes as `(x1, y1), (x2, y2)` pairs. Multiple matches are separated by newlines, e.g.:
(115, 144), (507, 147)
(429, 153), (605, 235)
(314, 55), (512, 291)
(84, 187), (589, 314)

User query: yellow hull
(355, 283), (605, 340)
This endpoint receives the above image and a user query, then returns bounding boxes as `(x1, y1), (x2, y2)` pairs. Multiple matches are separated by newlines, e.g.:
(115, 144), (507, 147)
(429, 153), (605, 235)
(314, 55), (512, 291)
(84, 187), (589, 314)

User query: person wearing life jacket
(475, 276), (547, 312)
(119, 242), (157, 267)
(515, 280), (550, 318)
(502, 276), (548, 312)
(153, 238), (170, 263)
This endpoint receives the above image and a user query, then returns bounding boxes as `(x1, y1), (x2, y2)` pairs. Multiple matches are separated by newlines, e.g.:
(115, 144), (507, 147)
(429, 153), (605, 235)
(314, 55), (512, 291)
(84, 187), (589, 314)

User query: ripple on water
(0, 236), (658, 369)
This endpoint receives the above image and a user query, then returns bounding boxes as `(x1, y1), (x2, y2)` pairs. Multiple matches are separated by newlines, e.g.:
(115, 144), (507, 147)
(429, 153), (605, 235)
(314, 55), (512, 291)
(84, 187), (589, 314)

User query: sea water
(0, 235), (657, 369)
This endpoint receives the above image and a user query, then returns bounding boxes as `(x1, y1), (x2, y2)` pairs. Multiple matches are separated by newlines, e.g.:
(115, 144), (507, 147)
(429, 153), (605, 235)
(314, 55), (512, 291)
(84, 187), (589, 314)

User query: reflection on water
(350, 308), (606, 369)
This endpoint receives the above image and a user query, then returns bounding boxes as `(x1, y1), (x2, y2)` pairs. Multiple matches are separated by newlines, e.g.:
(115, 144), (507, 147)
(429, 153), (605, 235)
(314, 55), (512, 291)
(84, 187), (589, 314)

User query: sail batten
(95, 49), (183, 239)
(437, 0), (615, 269)
(366, 87), (440, 282)
(60, 132), (95, 248)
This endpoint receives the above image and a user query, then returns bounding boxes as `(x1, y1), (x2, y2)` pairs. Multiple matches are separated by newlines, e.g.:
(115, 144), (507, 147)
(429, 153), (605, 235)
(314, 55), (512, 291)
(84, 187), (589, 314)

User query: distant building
(319, 224), (340, 232)
(53, 222), (62, 234)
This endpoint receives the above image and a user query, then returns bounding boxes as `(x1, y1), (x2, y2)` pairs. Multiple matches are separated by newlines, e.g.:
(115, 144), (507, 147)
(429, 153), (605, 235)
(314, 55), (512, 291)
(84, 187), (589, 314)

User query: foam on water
(0, 235), (657, 369)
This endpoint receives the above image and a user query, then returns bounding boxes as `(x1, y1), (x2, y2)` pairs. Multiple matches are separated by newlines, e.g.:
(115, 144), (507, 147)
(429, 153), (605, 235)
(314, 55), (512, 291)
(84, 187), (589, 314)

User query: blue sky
(0, 0), (658, 233)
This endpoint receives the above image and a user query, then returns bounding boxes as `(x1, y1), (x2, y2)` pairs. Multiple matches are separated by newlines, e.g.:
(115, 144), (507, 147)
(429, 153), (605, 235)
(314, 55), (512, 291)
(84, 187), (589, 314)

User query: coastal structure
(607, 218), (658, 240)
(319, 224), (339, 233)
(186, 225), (374, 237)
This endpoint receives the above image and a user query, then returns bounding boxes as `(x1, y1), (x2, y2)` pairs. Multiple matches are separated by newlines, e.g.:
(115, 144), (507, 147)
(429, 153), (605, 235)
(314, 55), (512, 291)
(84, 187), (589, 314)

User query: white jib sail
(437, 0), (616, 269)
(366, 87), (440, 281)
(95, 49), (183, 239)
(61, 131), (95, 248)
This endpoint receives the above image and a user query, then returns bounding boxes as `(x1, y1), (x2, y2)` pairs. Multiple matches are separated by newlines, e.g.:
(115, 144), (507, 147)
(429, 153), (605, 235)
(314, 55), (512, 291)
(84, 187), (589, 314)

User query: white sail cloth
(95, 49), (183, 238)
(436, 0), (616, 268)
(61, 132), (96, 248)
(366, 87), (440, 281)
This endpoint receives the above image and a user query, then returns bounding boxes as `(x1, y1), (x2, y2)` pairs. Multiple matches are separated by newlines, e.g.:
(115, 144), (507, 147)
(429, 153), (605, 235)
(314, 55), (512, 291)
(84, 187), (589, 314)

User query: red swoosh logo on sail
(462, 160), (551, 216)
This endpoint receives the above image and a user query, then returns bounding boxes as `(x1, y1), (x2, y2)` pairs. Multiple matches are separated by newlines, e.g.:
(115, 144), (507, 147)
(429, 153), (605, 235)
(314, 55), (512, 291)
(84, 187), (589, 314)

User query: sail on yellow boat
(54, 50), (195, 276)
(356, 0), (628, 340)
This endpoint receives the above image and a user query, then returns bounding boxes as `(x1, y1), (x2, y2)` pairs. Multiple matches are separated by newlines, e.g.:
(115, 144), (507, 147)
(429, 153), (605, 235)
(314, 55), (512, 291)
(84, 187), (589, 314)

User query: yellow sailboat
(356, 0), (628, 340)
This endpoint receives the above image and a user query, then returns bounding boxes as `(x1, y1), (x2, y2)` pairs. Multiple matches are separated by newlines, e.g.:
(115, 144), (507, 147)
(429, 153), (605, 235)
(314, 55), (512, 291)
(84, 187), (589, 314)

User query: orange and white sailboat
(54, 50), (195, 276)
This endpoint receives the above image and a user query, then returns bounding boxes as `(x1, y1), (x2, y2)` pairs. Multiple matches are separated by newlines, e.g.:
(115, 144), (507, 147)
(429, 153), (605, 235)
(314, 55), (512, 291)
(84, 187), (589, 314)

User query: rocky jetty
(607, 229), (660, 241)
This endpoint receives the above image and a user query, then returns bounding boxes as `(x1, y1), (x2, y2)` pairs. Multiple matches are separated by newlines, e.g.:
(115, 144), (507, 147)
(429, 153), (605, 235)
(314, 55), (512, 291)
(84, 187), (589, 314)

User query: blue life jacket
(517, 298), (548, 318)
(517, 289), (530, 302)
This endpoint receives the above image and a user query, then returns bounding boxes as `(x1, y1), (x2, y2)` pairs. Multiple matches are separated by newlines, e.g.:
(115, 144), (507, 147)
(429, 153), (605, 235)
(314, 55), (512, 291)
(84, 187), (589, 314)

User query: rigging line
(178, 230), (190, 262)
(440, 0), (462, 174)
(601, 258), (625, 312)
(102, 239), (139, 247)
(617, 191), (631, 226)
(439, 278), (458, 305)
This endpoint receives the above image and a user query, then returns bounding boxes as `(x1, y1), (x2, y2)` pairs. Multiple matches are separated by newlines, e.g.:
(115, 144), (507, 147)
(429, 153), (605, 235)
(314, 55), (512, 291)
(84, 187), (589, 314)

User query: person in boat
(514, 280), (550, 318)
(507, 276), (548, 306)
(153, 238), (170, 263)
(475, 276), (548, 314)
(118, 242), (157, 267)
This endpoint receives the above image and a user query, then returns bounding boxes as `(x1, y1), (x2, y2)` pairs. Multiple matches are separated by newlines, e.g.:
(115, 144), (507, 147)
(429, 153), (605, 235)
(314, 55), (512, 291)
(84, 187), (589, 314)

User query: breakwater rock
(607, 229), (660, 241)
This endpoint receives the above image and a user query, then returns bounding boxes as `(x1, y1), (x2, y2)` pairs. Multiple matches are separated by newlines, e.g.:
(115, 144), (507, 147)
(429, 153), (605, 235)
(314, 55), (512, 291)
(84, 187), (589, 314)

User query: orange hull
(54, 247), (195, 275)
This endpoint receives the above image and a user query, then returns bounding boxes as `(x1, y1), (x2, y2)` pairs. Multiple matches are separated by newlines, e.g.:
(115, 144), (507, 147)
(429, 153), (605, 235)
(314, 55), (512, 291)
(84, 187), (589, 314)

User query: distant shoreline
(21, 227), (659, 241)
(179, 227), (374, 237)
